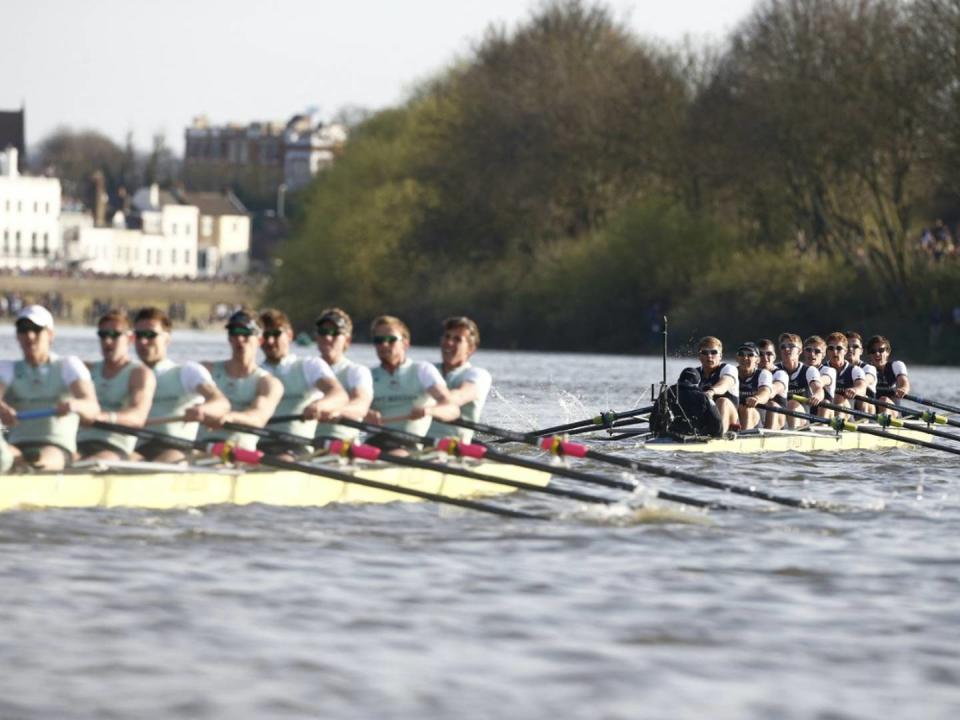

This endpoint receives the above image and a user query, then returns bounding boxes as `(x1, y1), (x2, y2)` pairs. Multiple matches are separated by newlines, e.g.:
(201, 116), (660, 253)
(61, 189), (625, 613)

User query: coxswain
(132, 307), (229, 463)
(802, 335), (836, 418)
(866, 335), (909, 416)
(198, 309), (283, 451)
(775, 332), (823, 428)
(426, 316), (492, 443)
(313, 308), (374, 443)
(365, 315), (459, 453)
(77, 310), (157, 461)
(735, 342), (772, 430)
(0, 305), (100, 470)
(259, 308), (347, 458)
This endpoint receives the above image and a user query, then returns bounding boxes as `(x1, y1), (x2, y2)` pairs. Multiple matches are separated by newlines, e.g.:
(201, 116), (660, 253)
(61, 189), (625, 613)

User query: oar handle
(904, 393), (960, 416)
(16, 407), (58, 421)
(145, 414), (188, 426)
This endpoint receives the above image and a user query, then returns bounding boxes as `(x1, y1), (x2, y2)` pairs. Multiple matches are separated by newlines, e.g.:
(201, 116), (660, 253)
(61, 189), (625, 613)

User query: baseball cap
(737, 341), (759, 355)
(15, 305), (54, 330)
(225, 310), (261, 334)
(315, 308), (351, 333)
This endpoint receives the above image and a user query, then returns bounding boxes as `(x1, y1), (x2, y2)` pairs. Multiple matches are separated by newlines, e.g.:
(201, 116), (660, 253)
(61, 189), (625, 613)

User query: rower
(758, 338), (789, 429)
(735, 342), (772, 430)
(77, 310), (157, 461)
(0, 305), (100, 470)
(844, 330), (878, 410)
(365, 314), (459, 453)
(677, 336), (738, 437)
(775, 332), (823, 428)
(313, 308), (373, 444)
(825, 331), (869, 418)
(426, 316), (492, 443)
(132, 307), (229, 463)
(802, 335), (835, 418)
(259, 308), (347, 458)
(198, 309), (283, 451)
(866, 335), (909, 416)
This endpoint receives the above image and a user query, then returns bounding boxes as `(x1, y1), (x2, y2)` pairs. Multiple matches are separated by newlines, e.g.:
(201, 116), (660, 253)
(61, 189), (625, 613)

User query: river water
(1, 327), (958, 719)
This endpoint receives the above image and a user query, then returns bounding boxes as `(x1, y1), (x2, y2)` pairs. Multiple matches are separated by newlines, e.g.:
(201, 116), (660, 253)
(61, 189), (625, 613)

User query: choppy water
(1, 327), (959, 719)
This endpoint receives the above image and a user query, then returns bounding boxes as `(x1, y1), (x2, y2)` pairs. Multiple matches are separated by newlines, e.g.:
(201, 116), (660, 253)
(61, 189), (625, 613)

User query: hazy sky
(3, 0), (757, 155)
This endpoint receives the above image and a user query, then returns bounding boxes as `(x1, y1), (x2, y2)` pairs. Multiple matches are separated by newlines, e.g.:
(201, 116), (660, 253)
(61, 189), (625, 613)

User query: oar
(793, 396), (960, 444)
(522, 406), (655, 438)
(855, 395), (960, 429)
(146, 414), (189, 426)
(447, 418), (825, 510)
(334, 417), (729, 510)
(86, 420), (546, 520)
(903, 393), (960, 416)
(563, 416), (649, 438)
(766, 404), (960, 457)
(223, 419), (616, 506)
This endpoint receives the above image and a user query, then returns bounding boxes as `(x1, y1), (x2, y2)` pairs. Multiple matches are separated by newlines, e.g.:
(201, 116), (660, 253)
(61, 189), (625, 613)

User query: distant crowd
(917, 220), (958, 262)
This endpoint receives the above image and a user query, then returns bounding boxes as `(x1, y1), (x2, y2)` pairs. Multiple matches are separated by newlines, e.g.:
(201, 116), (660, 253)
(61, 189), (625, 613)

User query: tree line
(268, 0), (960, 361)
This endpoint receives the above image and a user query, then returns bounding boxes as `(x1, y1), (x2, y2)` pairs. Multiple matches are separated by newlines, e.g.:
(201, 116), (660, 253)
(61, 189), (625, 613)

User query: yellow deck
(642, 425), (933, 453)
(0, 460), (552, 511)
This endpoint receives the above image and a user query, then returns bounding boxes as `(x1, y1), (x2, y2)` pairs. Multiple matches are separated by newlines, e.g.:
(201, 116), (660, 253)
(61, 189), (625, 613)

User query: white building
(283, 112), (348, 190)
(67, 184), (198, 278)
(0, 147), (63, 270)
(175, 190), (250, 276)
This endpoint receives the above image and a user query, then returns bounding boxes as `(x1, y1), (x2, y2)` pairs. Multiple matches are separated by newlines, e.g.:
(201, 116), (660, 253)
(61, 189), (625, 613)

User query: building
(173, 189), (250, 276)
(0, 147), (63, 271)
(183, 110), (347, 204)
(67, 184), (198, 278)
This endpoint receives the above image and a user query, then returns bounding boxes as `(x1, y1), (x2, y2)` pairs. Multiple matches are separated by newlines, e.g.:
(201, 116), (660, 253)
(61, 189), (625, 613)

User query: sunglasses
(737, 351), (757, 358)
(848, 344), (862, 351)
(316, 327), (342, 337)
(780, 343), (798, 350)
(262, 329), (284, 339)
(373, 335), (400, 345)
(804, 347), (824, 354)
(134, 330), (160, 340)
(870, 347), (888, 354)
(699, 348), (719, 356)
(228, 326), (256, 337)
(97, 329), (124, 339)
(759, 351), (776, 358)
(826, 345), (846, 352)
(15, 323), (44, 334)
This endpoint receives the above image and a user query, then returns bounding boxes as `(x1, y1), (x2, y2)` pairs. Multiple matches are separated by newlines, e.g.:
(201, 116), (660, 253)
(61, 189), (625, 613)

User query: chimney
(92, 170), (107, 227)
(2, 147), (18, 177)
(150, 183), (160, 209)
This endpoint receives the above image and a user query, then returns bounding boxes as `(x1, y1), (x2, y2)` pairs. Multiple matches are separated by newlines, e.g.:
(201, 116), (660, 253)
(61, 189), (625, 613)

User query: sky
(3, 0), (758, 156)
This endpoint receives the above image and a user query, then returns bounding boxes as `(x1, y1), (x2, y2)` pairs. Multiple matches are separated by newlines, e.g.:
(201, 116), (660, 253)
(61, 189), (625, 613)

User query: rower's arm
(222, 375), (283, 428)
(103, 365), (156, 426)
(895, 372), (911, 399)
(708, 374), (736, 397)
(448, 380), (480, 407)
(338, 383), (373, 422)
(0, 380), (13, 426)
(808, 379), (825, 405)
(423, 383), (460, 423)
(62, 378), (101, 424)
(185, 382), (231, 424)
(303, 376), (348, 420)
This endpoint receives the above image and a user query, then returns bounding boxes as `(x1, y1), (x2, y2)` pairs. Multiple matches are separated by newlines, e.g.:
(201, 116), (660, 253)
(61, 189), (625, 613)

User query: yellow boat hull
(0, 460), (552, 511)
(642, 425), (934, 453)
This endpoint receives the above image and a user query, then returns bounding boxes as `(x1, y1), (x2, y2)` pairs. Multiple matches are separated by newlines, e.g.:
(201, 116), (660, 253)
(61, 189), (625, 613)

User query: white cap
(15, 305), (54, 330)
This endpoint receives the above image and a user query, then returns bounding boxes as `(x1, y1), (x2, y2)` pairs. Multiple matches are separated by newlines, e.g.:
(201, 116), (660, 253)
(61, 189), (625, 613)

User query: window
(42, 233), (49, 255)
(15, 231), (21, 254)
(30, 232), (37, 255)
(33, 202), (38, 213)
(2, 229), (8, 254)
(146, 249), (152, 264)
(185, 250), (191, 265)
(45, 202), (50, 214)
(172, 248), (177, 264)
(185, 224), (191, 236)
(171, 223), (177, 235)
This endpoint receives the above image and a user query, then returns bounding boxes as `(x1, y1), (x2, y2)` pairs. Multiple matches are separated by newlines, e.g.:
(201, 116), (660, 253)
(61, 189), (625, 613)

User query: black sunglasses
(134, 330), (160, 340)
(804, 347), (824, 354)
(699, 348), (719, 356)
(373, 335), (400, 345)
(228, 326), (256, 337)
(826, 345), (846, 352)
(97, 329), (124, 339)
(262, 329), (284, 339)
(316, 327), (342, 337)
(15, 322), (44, 334)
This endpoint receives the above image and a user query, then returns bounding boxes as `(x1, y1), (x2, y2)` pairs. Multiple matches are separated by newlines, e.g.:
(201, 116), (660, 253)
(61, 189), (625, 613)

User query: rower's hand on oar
(183, 404), (207, 424)
(0, 401), (17, 427)
(57, 398), (98, 424)
(302, 403), (336, 422)
(363, 409), (383, 426)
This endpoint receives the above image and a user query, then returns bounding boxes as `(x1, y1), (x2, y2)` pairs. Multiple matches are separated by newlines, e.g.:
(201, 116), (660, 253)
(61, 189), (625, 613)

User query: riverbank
(0, 273), (264, 328)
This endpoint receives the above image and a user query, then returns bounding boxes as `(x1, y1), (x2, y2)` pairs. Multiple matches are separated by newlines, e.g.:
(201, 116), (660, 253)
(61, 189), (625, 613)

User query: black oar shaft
(336, 418), (729, 510)
(905, 393), (960, 415)
(526, 406), (654, 438)
(450, 418), (816, 510)
(811, 399), (960, 443)
(854, 395), (960, 430)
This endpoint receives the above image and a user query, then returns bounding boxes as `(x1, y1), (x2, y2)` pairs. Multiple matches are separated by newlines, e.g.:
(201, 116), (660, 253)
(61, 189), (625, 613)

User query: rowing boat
(642, 424), (933, 453)
(0, 459), (551, 512)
